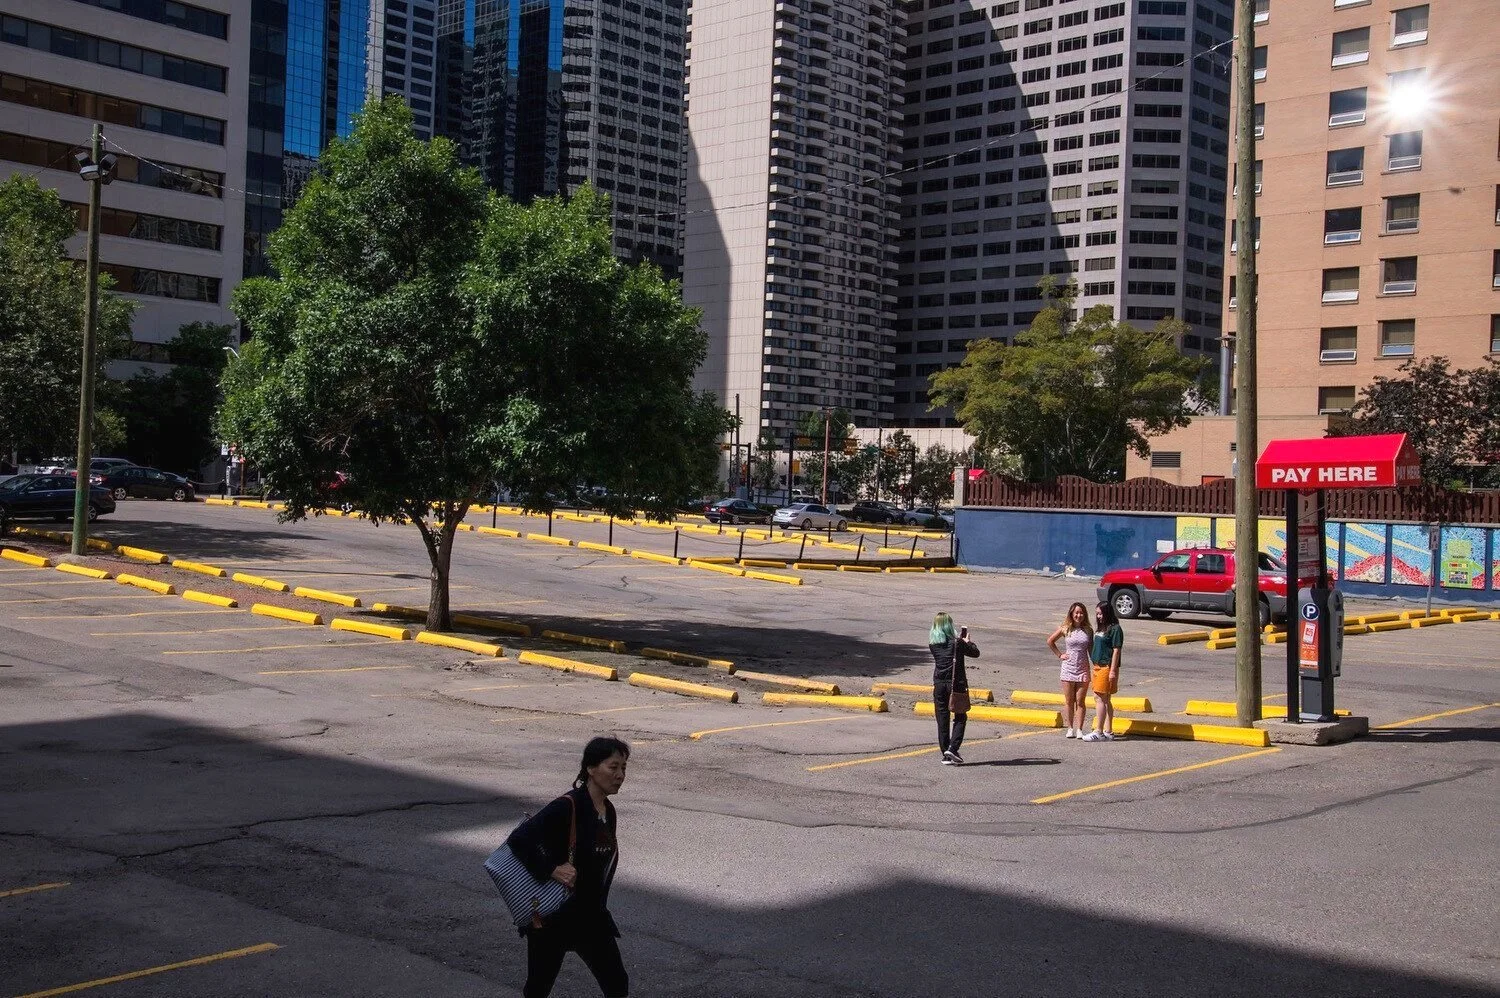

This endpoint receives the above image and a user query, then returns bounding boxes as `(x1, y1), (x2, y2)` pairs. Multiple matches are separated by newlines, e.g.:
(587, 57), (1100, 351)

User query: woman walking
(1082, 601), (1124, 742)
(1046, 601), (1094, 738)
(506, 736), (631, 998)
(928, 611), (980, 765)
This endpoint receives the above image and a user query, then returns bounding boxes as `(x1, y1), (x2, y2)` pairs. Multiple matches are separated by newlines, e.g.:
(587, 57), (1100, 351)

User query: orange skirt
(1090, 665), (1117, 695)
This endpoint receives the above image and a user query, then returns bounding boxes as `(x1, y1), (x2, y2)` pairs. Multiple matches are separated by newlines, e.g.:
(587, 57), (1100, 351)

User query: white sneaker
(1081, 731), (1105, 742)
(1064, 727), (1077, 739)
(940, 750), (957, 765)
(1099, 730), (1116, 741)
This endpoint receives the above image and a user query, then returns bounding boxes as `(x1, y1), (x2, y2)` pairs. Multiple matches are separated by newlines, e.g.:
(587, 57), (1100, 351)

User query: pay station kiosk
(1255, 433), (1422, 722)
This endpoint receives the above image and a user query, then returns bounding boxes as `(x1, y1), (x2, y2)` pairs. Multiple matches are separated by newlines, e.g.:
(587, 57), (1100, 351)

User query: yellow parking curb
(55, 563), (112, 580)
(182, 590), (237, 608)
(885, 566), (927, 573)
(118, 545), (168, 564)
(872, 681), (995, 702)
(734, 671), (841, 695)
(577, 541), (627, 555)
(1399, 609), (1433, 621)
(688, 560), (745, 577)
(2, 549), (52, 567)
(629, 672), (738, 703)
(204, 497), (237, 506)
(1010, 689), (1152, 713)
(930, 567), (967, 574)
(793, 562), (837, 571)
(821, 541), (862, 552)
(1113, 717), (1271, 747)
(1368, 619), (1413, 632)
(1410, 616), (1452, 628)
(542, 629), (628, 654)
(527, 533), (574, 547)
(1436, 607), (1480, 618)
(331, 618), (411, 640)
(744, 569), (803, 585)
(629, 550), (682, 566)
(1267, 632), (1288, 644)
(763, 692), (887, 712)
(1158, 630), (1211, 645)
(451, 611), (533, 638)
(1451, 611), (1493, 623)
(837, 565), (881, 573)
(371, 602), (425, 620)
(478, 526), (521, 538)
(238, 500), (273, 509)
(1350, 612), (1403, 625)
(691, 556), (738, 565)
(640, 647), (736, 672)
(173, 559), (227, 578)
(232, 572), (290, 593)
(517, 650), (617, 680)
(915, 701), (1062, 727)
(740, 558), (787, 569)
(251, 603), (321, 626)
(84, 537), (114, 551)
(1205, 637), (1237, 650)
(1184, 699), (1350, 719)
(877, 546), (923, 556)
(293, 586), (363, 608)
(116, 573), (174, 595)
(416, 631), (503, 656)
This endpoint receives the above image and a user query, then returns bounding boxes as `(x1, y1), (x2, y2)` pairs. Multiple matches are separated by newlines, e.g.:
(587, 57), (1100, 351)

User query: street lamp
(69, 125), (116, 556)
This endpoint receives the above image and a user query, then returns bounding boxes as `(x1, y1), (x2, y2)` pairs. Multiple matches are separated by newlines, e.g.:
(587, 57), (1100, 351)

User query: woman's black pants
(933, 678), (967, 753)
(524, 920), (628, 998)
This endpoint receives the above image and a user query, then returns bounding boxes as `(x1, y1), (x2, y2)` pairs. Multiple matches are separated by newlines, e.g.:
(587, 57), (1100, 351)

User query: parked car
(0, 474), (115, 522)
(902, 506), (955, 528)
(771, 502), (848, 531)
(96, 465), (196, 502)
(86, 457), (133, 479)
(844, 500), (904, 524)
(705, 498), (770, 524)
(1097, 548), (1290, 627)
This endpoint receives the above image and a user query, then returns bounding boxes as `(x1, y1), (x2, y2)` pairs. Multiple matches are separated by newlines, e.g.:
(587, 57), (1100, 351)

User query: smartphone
(959, 626), (969, 638)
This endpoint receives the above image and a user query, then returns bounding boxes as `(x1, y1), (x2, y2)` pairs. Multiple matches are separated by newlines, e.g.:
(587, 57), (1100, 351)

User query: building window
(0, 15), (226, 91)
(1384, 194), (1420, 233)
(1252, 102), (1265, 137)
(1331, 28), (1370, 67)
(67, 0), (228, 38)
(1318, 386), (1357, 414)
(1253, 0), (1269, 23)
(1328, 87), (1368, 127)
(1326, 147), (1364, 186)
(1491, 315), (1500, 354)
(1387, 131), (1422, 171)
(1379, 319), (1416, 357)
(1319, 326), (1357, 363)
(1252, 45), (1267, 81)
(1381, 257), (1417, 295)
(1392, 5), (1429, 47)
(1322, 267), (1360, 304)
(1324, 206), (1362, 244)
(1492, 250), (1500, 289)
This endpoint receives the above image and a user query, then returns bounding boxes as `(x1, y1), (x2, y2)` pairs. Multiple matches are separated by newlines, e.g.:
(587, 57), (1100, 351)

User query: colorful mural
(1390, 525), (1434, 587)
(1260, 521), (1286, 563)
(1341, 523), (1389, 584)
(1177, 516), (1212, 549)
(1325, 521), (1341, 577)
(1213, 517), (1235, 549)
(1440, 527), (1487, 590)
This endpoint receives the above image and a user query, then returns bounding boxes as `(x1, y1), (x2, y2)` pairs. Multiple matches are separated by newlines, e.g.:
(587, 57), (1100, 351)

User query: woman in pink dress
(1046, 601), (1095, 738)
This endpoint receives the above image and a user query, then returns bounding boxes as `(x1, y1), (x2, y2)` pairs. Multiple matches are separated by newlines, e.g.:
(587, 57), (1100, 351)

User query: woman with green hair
(928, 611), (980, 765)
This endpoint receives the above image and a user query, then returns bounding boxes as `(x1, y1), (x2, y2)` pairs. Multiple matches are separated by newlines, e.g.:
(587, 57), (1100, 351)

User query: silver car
(771, 502), (848, 531)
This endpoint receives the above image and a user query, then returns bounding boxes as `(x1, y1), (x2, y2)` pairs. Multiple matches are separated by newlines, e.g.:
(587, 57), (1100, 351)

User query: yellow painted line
(690, 715), (867, 740)
(1031, 747), (1283, 804)
(579, 702), (698, 716)
(1374, 702), (1500, 729)
(0, 881), (70, 899)
(258, 665), (412, 675)
(162, 641), (382, 656)
(12, 942), (280, 998)
(20, 608), (240, 620)
(0, 594), (165, 605)
(458, 682), (560, 691)
(0, 578), (103, 588)
(805, 731), (1049, 772)
(90, 625), (305, 637)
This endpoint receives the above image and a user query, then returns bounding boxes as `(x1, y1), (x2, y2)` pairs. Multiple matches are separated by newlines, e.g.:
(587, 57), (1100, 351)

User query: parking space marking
(0, 594), (165, 605)
(0, 881), (70, 899)
(20, 609), (240, 620)
(1030, 747), (1283, 805)
(803, 729), (1055, 772)
(1373, 701), (1500, 729)
(690, 715), (866, 740)
(0, 579), (105, 588)
(458, 683), (562, 692)
(222, 558), (346, 566)
(90, 625), (307, 637)
(579, 702), (699, 716)
(162, 640), (386, 656)
(258, 665), (413, 675)
(13, 941), (280, 998)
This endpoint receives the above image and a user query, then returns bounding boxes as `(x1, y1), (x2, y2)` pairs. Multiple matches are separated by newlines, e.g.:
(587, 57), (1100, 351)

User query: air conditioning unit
(1387, 154), (1422, 171)
(1320, 348), (1357, 363)
(1327, 170), (1364, 186)
(1331, 52), (1370, 68)
(1324, 230), (1361, 245)
(1381, 280), (1417, 295)
(1227, 297), (1237, 310)
(1328, 111), (1367, 127)
(1254, 125), (1265, 138)
(1322, 289), (1360, 304)
(1385, 217), (1420, 233)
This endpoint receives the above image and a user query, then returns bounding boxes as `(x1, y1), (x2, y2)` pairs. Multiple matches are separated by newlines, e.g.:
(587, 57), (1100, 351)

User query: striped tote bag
(485, 797), (576, 926)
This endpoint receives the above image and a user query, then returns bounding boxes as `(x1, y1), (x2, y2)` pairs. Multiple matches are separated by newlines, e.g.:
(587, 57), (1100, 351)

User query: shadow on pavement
(3, 713), (1495, 998)
(91, 513), (317, 562)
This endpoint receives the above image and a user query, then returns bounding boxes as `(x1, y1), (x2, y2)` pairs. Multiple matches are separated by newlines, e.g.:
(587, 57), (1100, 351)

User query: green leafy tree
(911, 444), (960, 506)
(929, 285), (1206, 482)
(219, 98), (729, 629)
(1340, 356), (1500, 488)
(0, 175), (133, 458)
(119, 322), (231, 474)
(747, 429), (781, 501)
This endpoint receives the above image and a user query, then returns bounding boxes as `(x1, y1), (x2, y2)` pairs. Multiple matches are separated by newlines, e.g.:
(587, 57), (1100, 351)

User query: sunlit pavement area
(2, 500), (1498, 997)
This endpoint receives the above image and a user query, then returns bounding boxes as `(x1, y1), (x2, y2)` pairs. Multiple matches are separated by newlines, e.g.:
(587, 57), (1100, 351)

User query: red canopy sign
(1255, 433), (1421, 490)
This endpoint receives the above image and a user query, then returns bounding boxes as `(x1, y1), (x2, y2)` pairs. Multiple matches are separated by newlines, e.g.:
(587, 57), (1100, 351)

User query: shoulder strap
(566, 794), (577, 866)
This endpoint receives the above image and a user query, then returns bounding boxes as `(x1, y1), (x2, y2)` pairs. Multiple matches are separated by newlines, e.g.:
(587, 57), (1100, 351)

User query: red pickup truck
(1096, 548), (1291, 627)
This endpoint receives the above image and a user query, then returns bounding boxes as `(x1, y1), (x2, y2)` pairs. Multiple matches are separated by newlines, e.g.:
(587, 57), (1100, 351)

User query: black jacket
(929, 636), (979, 687)
(506, 787), (620, 935)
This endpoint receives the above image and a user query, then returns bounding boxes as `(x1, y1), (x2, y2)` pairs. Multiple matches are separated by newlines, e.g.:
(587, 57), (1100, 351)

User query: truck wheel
(1110, 587), (1142, 619)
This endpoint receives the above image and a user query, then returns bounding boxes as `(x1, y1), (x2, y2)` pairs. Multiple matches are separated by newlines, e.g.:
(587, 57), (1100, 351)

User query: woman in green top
(1083, 601), (1123, 742)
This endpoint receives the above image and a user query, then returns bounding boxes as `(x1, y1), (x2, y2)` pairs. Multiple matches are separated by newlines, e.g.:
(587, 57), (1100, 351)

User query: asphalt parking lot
(3, 501), (1497, 997)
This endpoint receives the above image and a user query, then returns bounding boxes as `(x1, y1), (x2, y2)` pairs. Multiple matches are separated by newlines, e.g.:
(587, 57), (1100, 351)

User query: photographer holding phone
(927, 612), (980, 765)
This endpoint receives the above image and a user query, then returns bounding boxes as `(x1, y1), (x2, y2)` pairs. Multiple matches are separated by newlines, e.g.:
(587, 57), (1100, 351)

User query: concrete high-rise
(683, 0), (907, 434)
(1128, 0), (1500, 482)
(0, 0), (245, 359)
(891, 0), (1235, 429)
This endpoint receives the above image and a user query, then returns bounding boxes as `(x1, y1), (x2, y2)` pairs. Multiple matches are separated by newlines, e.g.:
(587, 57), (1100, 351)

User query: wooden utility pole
(820, 408), (831, 506)
(1233, 0), (1262, 727)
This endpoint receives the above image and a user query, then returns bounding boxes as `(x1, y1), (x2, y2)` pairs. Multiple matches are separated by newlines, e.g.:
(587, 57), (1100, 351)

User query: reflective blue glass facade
(334, 0), (371, 140)
(244, 0), (289, 279)
(283, 0), (325, 156)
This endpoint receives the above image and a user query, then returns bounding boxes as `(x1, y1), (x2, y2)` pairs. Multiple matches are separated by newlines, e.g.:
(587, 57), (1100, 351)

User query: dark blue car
(0, 474), (116, 523)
